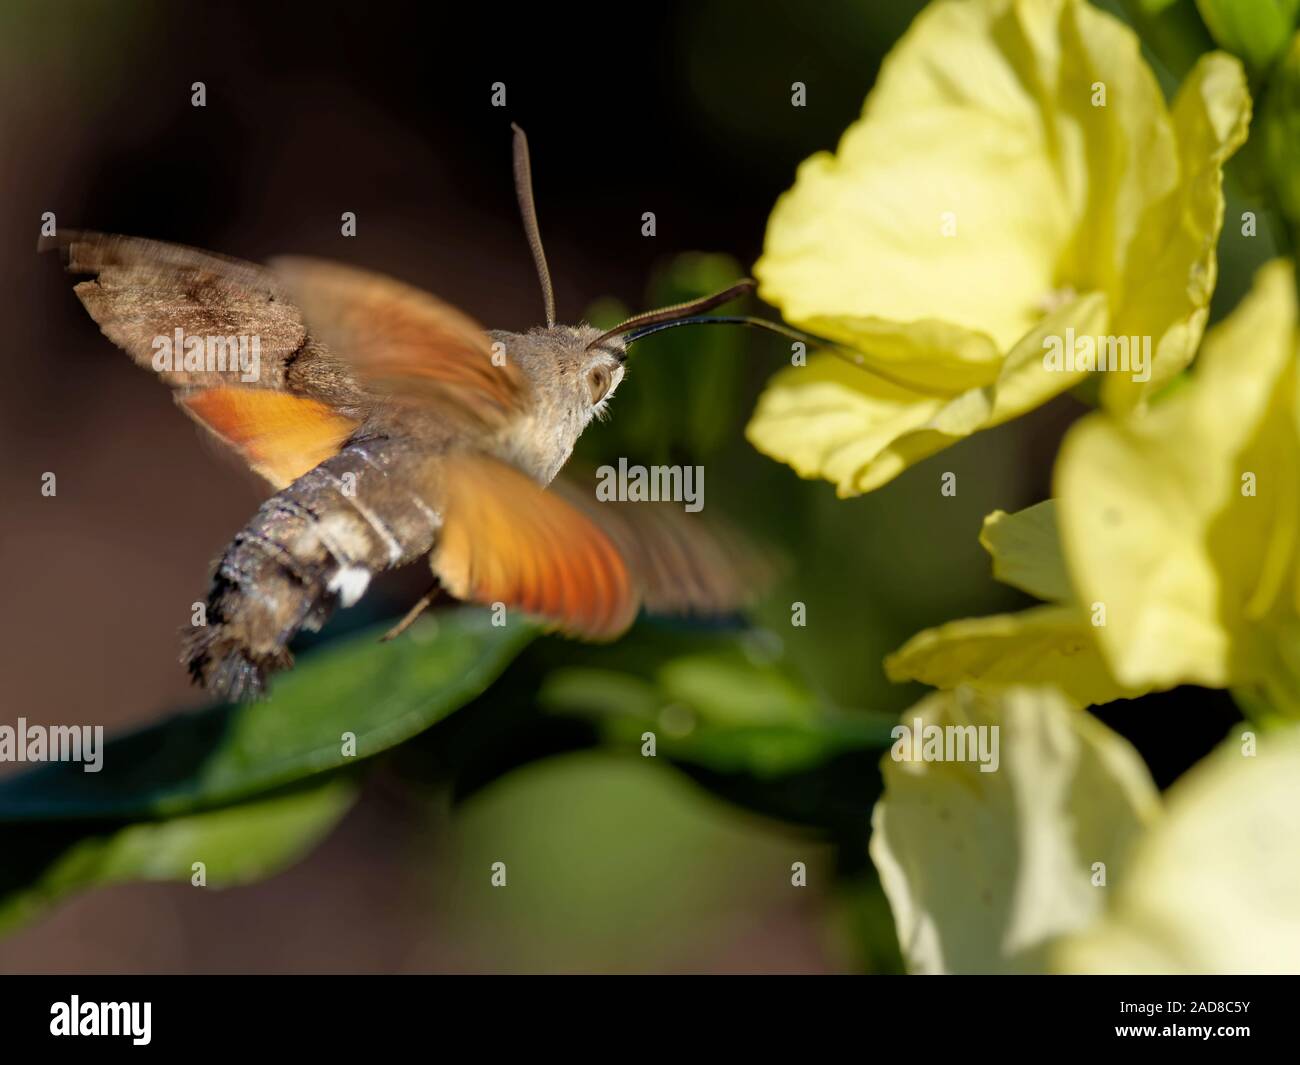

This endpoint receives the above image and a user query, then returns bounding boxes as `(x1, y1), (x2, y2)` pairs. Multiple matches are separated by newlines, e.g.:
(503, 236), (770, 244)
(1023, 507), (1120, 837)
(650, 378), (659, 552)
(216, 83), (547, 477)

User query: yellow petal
(758, 107), (1072, 351)
(799, 313), (1001, 393)
(759, 0), (1164, 348)
(1056, 728), (1300, 973)
(980, 501), (1073, 603)
(744, 354), (945, 497)
(752, 0), (1247, 494)
(1056, 260), (1299, 691)
(747, 292), (1107, 495)
(871, 0), (1183, 307)
(870, 686), (1159, 974)
(885, 604), (1138, 708)
(1102, 51), (1252, 412)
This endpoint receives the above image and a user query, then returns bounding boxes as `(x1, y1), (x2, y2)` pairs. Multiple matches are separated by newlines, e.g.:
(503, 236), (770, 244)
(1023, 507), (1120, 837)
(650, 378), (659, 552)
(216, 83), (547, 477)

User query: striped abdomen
(184, 438), (442, 700)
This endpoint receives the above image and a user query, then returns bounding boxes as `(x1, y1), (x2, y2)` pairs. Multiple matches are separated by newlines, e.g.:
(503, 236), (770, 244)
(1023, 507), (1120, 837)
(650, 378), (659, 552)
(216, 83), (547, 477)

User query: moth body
(185, 435), (445, 697)
(45, 126), (762, 701)
(183, 325), (627, 697)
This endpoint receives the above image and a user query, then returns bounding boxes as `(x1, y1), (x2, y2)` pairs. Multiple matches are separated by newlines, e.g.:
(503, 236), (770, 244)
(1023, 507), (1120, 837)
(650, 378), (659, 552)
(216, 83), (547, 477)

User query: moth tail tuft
(182, 623), (293, 702)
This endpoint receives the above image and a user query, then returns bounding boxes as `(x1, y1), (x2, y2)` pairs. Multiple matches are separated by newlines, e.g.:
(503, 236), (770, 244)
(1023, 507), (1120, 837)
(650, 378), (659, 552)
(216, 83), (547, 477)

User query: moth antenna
(622, 314), (954, 397)
(511, 123), (556, 327)
(585, 279), (756, 351)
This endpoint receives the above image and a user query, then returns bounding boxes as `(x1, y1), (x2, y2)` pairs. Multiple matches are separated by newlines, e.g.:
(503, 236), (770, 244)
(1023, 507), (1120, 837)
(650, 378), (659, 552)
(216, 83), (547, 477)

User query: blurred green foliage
(0, 610), (532, 822)
(540, 648), (896, 780)
(424, 752), (846, 973)
(0, 779), (354, 937)
(1195, 0), (1298, 74)
(1260, 32), (1300, 237)
(580, 252), (750, 464)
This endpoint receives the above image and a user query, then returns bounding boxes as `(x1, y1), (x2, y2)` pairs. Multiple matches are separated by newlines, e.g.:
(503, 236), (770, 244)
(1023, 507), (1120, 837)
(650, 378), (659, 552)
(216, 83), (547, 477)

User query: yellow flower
(870, 686), (1300, 973)
(890, 261), (1300, 717)
(1057, 258), (1300, 714)
(747, 0), (1249, 496)
(885, 499), (1138, 707)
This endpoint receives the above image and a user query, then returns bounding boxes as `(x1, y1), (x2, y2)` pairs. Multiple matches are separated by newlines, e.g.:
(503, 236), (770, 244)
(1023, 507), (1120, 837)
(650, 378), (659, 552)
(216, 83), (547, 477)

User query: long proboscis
(511, 123), (556, 327)
(585, 279), (757, 351)
(621, 314), (952, 396)
(622, 313), (805, 346)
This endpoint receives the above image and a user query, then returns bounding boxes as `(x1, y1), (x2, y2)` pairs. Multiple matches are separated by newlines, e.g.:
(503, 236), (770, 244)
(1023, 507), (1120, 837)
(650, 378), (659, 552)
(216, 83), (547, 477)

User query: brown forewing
(43, 230), (366, 409)
(44, 230), (529, 483)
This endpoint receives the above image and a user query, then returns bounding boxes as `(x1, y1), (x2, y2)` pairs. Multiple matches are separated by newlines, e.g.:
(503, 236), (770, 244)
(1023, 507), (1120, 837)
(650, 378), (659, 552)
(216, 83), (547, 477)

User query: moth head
(500, 125), (756, 481)
(498, 325), (625, 426)
(506, 126), (626, 428)
(487, 325), (626, 485)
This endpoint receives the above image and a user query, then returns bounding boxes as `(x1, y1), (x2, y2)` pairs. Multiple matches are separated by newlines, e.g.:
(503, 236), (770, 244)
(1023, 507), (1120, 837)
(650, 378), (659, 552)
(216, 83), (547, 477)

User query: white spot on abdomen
(327, 565), (371, 608)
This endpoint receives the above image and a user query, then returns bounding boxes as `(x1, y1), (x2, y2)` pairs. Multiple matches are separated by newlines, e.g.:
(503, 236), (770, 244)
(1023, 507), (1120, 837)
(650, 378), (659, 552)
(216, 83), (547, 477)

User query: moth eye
(586, 365), (611, 405)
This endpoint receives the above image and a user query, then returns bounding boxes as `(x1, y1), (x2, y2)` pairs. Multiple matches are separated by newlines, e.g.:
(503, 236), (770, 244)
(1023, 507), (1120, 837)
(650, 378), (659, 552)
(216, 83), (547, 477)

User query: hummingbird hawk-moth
(44, 125), (775, 701)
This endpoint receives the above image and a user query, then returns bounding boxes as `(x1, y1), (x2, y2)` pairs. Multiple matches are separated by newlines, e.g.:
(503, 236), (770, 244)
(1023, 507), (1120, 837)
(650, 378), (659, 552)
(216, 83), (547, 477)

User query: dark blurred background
(0, 0), (1240, 972)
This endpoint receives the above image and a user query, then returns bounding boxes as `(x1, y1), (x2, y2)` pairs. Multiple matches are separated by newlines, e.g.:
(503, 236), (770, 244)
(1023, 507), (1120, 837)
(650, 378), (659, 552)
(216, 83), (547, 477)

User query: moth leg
(381, 583), (443, 642)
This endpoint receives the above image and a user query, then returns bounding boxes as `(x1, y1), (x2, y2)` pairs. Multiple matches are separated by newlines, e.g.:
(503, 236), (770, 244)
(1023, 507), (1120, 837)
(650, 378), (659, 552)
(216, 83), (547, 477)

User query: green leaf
(0, 609), (535, 822)
(1195, 0), (1298, 73)
(658, 648), (822, 727)
(539, 641), (896, 779)
(1260, 32), (1300, 230)
(0, 778), (356, 936)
